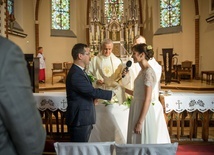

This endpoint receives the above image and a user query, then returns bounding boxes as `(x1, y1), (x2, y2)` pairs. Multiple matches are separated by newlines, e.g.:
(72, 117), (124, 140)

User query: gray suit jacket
(0, 36), (46, 155)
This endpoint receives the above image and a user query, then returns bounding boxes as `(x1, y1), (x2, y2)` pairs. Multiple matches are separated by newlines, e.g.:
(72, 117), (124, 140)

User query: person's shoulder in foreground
(0, 36), (46, 155)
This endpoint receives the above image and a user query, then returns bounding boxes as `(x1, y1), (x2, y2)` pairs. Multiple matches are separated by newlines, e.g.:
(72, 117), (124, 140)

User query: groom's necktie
(83, 69), (91, 83)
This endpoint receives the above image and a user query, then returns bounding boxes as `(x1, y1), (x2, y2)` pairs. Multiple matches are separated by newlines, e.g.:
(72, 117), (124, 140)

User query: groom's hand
(96, 79), (104, 85)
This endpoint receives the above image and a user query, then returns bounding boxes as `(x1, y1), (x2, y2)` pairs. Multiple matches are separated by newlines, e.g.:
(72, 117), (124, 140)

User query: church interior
(1, 0), (214, 154)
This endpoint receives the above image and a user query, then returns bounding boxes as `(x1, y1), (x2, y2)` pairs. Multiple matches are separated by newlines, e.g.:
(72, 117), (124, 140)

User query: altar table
(33, 92), (129, 143)
(34, 92), (214, 142)
(161, 92), (214, 141)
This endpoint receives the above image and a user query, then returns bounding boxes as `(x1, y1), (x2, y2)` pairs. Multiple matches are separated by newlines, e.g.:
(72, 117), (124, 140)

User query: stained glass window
(51, 0), (70, 30)
(104, 0), (124, 22)
(160, 0), (181, 28)
(7, 0), (14, 15)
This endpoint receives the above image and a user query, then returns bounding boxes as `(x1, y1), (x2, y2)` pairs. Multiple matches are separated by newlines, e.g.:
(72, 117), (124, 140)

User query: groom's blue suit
(66, 64), (112, 141)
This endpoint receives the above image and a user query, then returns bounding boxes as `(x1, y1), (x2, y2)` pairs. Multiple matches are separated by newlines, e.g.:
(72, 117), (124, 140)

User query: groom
(66, 43), (114, 142)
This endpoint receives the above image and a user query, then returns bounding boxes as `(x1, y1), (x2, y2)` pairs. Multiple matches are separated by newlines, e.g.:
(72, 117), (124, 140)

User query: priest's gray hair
(101, 38), (114, 48)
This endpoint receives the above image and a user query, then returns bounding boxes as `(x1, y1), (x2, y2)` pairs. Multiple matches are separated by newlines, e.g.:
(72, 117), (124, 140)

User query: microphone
(122, 60), (132, 78)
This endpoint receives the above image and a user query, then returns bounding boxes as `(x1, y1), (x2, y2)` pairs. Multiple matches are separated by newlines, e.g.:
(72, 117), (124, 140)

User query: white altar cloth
(33, 92), (129, 143)
(34, 92), (67, 112)
(163, 92), (214, 113)
(89, 104), (129, 144)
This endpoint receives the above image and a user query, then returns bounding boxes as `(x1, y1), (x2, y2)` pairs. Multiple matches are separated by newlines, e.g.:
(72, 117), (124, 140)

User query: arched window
(155, 0), (182, 35)
(7, 0), (14, 17)
(7, 0), (15, 27)
(104, 0), (124, 22)
(51, 0), (70, 30)
(51, 0), (75, 37)
(160, 0), (181, 28)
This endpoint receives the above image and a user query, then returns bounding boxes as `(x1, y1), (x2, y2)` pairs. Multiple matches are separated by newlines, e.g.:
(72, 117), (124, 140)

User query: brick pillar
(195, 17), (200, 79)
(194, 0), (200, 79)
(35, 0), (40, 55)
(86, 0), (90, 45)
(5, 0), (8, 38)
(138, 0), (143, 35)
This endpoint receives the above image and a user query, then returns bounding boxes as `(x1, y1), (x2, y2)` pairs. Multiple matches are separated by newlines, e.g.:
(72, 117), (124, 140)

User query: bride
(125, 43), (171, 144)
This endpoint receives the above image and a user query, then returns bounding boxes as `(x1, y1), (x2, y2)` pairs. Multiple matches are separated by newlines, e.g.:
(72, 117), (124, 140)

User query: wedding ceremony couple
(65, 37), (170, 145)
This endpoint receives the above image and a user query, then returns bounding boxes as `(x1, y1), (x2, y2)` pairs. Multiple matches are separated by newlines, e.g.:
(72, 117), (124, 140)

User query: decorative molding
(50, 29), (76, 38)
(7, 21), (27, 38)
(8, 29), (27, 38)
(89, 0), (140, 57)
(206, 15), (214, 23)
(154, 26), (182, 35)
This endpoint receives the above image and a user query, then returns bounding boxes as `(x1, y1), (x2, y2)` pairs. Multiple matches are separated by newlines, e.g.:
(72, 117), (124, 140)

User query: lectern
(162, 48), (180, 85)
(24, 54), (39, 92)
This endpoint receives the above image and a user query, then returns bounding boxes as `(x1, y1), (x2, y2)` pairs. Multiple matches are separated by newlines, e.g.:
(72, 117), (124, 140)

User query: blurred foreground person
(0, 36), (46, 155)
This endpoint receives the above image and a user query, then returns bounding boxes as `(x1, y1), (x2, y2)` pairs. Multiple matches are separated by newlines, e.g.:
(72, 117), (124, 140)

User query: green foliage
(123, 96), (132, 108)
(87, 74), (97, 83)
(102, 96), (132, 108)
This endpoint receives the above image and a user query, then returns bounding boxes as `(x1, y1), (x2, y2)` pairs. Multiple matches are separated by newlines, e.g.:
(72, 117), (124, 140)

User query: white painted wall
(6, 0), (214, 80)
(142, 0), (214, 73)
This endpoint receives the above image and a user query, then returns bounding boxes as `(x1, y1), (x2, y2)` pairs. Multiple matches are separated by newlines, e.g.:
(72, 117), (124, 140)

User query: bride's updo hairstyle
(132, 43), (154, 61)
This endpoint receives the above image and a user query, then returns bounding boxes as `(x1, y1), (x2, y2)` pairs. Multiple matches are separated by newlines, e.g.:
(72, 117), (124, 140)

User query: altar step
(38, 79), (214, 92)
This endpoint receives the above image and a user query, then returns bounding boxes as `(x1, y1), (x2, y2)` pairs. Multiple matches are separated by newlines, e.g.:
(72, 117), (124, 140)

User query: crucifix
(61, 99), (67, 109)
(176, 100), (182, 109)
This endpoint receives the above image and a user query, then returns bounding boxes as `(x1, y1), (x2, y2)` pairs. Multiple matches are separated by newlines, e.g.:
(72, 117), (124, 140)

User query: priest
(86, 38), (130, 143)
(87, 38), (129, 104)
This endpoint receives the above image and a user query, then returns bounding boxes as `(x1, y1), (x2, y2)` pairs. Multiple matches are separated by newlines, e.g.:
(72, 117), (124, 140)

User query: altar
(33, 92), (129, 143)
(34, 92), (214, 142)
(161, 92), (214, 141)
(89, 103), (129, 144)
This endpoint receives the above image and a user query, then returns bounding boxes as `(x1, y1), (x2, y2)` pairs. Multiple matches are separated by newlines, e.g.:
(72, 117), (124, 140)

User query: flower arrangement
(102, 95), (119, 106)
(87, 74), (97, 83)
(102, 95), (132, 108)
(123, 96), (132, 108)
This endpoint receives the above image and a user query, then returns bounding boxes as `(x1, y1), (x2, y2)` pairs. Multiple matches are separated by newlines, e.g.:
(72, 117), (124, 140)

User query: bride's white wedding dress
(127, 67), (170, 144)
